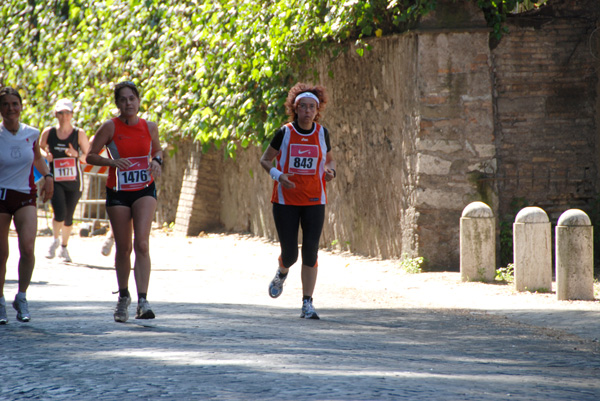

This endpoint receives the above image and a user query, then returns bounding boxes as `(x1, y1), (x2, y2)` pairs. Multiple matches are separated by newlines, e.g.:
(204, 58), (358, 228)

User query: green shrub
(495, 263), (514, 283)
(399, 253), (425, 274)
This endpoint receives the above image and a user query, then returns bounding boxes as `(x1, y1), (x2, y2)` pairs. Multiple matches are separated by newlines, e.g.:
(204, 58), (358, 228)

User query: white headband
(294, 92), (320, 106)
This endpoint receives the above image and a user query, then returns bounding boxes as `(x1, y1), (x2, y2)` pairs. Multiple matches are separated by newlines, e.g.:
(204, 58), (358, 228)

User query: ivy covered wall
(0, 0), (536, 152)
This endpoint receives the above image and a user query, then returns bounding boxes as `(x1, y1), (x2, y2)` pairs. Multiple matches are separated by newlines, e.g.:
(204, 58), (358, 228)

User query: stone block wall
(165, 0), (600, 270)
(215, 26), (496, 268)
(168, 2), (498, 268)
(219, 146), (275, 239)
(414, 29), (496, 268)
(218, 35), (421, 260)
(313, 35), (420, 259)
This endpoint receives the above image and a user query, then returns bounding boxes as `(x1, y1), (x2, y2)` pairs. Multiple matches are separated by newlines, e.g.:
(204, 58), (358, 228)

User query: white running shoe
(268, 269), (287, 298)
(13, 296), (31, 322)
(47, 238), (60, 259)
(135, 298), (155, 320)
(101, 236), (114, 256)
(59, 246), (72, 263)
(113, 296), (131, 323)
(300, 298), (320, 320)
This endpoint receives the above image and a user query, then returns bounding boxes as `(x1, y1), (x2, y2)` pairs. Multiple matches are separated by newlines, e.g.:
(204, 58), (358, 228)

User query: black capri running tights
(272, 203), (325, 268)
(51, 184), (81, 226)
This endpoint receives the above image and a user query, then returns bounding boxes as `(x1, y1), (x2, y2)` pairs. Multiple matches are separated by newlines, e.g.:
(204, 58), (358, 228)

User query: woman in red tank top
(87, 81), (163, 323)
(259, 83), (337, 320)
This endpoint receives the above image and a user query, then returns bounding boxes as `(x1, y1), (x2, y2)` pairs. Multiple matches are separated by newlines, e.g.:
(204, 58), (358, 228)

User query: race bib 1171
(53, 157), (77, 182)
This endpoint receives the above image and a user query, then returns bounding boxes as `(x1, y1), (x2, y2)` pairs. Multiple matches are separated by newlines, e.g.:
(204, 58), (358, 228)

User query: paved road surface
(1, 229), (599, 400)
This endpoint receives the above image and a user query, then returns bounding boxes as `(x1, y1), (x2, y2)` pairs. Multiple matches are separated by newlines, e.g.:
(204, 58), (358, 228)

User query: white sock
(0, 296), (5, 306)
(16, 291), (26, 300)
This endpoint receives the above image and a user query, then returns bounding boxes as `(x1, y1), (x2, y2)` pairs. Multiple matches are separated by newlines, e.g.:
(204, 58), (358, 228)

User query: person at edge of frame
(0, 86), (54, 324)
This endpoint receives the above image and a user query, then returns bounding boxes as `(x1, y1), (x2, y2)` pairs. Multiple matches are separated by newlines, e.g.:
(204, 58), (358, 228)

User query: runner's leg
(107, 206), (133, 291)
(0, 213), (12, 298)
(131, 196), (156, 294)
(51, 184), (67, 241)
(61, 190), (81, 246)
(272, 203), (301, 273)
(299, 205), (325, 297)
(13, 206), (38, 293)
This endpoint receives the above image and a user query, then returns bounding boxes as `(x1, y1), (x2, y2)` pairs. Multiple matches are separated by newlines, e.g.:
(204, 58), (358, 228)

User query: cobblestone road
(1, 230), (599, 400)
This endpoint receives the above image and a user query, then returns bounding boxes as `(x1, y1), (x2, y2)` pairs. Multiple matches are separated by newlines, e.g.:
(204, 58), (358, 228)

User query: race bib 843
(288, 144), (319, 175)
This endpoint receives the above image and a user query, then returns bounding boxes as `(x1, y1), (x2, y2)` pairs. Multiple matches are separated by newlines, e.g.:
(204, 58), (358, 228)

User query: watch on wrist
(152, 156), (163, 166)
(44, 173), (54, 179)
(331, 169), (336, 178)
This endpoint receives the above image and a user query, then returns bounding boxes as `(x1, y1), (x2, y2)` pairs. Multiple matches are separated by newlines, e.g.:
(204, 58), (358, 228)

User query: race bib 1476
(116, 156), (151, 191)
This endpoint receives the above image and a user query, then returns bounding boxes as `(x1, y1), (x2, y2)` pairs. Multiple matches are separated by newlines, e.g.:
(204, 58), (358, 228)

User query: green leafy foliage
(398, 253), (425, 274)
(477, 0), (546, 39)
(1, 1), (538, 153)
(495, 263), (514, 283)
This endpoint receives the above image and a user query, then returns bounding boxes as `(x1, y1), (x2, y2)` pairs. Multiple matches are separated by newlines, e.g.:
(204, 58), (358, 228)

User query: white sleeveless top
(0, 123), (40, 194)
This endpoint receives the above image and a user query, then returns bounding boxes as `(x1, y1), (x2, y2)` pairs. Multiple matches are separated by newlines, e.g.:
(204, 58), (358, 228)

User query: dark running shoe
(135, 298), (155, 319)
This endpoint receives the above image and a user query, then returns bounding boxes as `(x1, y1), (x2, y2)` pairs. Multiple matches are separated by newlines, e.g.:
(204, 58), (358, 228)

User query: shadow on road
(1, 301), (599, 400)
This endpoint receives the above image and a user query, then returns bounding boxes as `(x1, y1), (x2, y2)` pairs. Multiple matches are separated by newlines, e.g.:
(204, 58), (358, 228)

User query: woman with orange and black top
(86, 81), (162, 323)
(40, 99), (90, 263)
(260, 82), (336, 319)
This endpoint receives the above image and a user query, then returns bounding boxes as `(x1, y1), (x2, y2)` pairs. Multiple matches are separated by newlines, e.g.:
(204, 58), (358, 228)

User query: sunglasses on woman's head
(116, 81), (137, 89)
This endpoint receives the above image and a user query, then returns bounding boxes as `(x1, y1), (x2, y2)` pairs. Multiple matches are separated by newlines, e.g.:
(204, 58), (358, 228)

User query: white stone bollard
(460, 202), (495, 282)
(513, 207), (552, 292)
(555, 209), (594, 301)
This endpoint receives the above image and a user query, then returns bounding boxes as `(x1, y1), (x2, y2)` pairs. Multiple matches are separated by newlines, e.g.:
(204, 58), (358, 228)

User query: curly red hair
(285, 83), (328, 123)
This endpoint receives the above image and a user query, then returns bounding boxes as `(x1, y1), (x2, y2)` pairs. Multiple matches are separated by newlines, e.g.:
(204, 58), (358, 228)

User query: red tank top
(271, 123), (328, 205)
(106, 118), (154, 191)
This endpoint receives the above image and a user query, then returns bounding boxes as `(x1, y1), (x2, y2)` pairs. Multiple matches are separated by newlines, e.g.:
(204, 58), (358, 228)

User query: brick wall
(155, 138), (191, 225)
(492, 0), (600, 222)
(173, 143), (222, 236)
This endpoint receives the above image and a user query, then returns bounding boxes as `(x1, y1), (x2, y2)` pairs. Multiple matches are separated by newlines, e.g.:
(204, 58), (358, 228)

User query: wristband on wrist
(331, 168), (336, 178)
(44, 173), (54, 179)
(270, 167), (283, 182)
